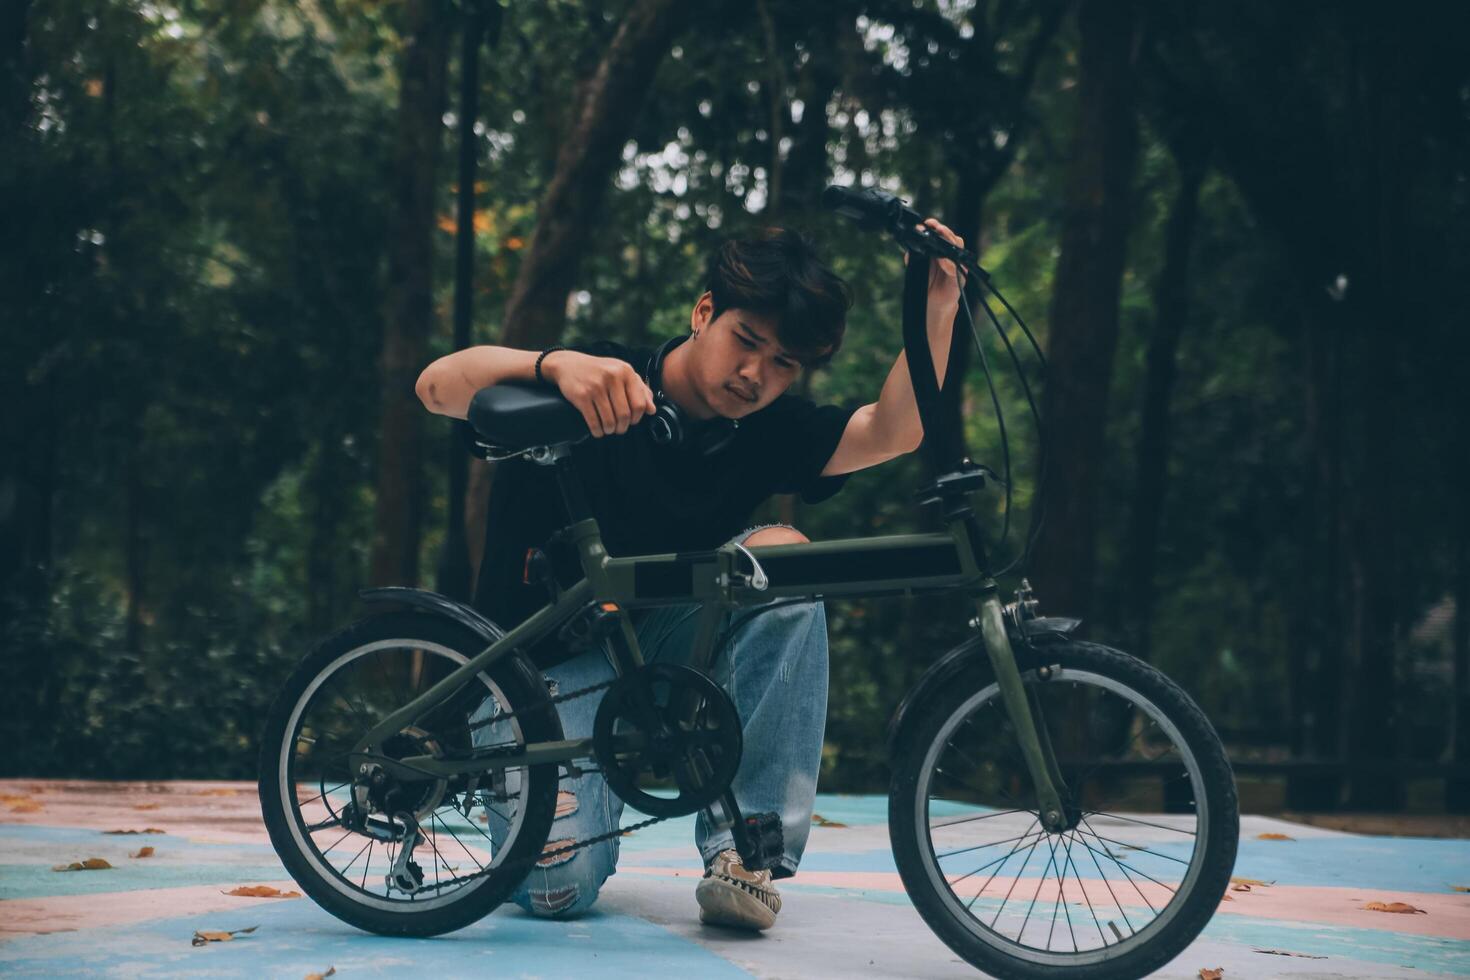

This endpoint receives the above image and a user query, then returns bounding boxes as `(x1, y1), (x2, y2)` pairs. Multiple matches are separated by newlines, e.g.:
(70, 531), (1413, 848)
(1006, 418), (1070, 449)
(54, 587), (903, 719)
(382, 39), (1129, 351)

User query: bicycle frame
(348, 475), (1072, 832)
(349, 242), (1071, 833)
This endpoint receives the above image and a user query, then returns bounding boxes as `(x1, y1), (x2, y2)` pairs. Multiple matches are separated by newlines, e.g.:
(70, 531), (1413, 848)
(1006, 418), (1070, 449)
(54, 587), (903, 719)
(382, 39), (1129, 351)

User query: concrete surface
(1, 780), (1468, 978)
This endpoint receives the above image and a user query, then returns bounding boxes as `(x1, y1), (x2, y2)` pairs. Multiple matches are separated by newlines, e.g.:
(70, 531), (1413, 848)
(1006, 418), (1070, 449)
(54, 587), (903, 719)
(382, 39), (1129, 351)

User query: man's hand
(904, 217), (967, 312)
(543, 350), (657, 438)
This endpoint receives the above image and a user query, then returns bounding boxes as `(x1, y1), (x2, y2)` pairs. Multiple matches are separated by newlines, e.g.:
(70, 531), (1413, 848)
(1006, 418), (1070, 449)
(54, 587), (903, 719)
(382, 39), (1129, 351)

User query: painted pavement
(1, 780), (1467, 978)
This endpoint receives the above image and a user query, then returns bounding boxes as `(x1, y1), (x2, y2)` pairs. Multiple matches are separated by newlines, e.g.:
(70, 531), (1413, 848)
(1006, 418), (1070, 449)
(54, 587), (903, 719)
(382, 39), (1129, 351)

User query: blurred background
(2, 0), (1467, 818)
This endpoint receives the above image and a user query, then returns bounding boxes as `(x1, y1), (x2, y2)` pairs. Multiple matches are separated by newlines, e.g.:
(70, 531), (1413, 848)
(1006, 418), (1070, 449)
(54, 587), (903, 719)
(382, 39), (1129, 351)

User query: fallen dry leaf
(8, 800), (42, 813)
(223, 885), (301, 899)
(198, 788), (240, 797)
(191, 925), (258, 946)
(1219, 894), (1234, 902)
(130, 846), (155, 859)
(305, 968), (336, 980)
(1231, 883), (1251, 892)
(0, 793), (33, 804)
(1451, 885), (1469, 893)
(1253, 949), (1326, 959)
(103, 828), (166, 835)
(1254, 832), (1293, 841)
(811, 813), (848, 828)
(1230, 876), (1273, 887)
(51, 858), (113, 872)
(1199, 969), (1223, 980)
(1363, 901), (1426, 914)
(132, 803), (161, 811)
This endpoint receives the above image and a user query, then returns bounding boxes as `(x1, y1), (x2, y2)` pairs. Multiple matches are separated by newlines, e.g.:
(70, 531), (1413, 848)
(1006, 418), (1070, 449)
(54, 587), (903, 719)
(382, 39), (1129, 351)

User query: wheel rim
(912, 667), (1210, 966)
(276, 638), (535, 912)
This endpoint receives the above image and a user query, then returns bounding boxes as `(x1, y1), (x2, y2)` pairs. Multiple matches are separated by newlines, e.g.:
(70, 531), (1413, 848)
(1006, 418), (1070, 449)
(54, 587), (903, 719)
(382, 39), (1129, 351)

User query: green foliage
(3, 0), (1466, 788)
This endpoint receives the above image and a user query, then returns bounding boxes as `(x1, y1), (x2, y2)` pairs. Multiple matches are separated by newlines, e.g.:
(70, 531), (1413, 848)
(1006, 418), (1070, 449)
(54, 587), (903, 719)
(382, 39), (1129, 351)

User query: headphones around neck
(643, 334), (740, 457)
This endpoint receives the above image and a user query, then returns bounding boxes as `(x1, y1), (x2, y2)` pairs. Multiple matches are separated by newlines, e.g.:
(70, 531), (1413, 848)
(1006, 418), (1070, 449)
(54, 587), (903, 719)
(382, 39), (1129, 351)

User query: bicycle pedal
(736, 811), (784, 872)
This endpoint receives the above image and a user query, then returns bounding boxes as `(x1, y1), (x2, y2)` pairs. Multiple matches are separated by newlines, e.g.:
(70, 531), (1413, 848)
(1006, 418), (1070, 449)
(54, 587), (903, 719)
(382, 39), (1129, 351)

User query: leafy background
(2, 0), (1466, 812)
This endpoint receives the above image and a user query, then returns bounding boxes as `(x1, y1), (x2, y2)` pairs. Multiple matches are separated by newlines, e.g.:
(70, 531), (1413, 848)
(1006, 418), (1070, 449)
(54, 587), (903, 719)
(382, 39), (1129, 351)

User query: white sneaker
(695, 849), (782, 930)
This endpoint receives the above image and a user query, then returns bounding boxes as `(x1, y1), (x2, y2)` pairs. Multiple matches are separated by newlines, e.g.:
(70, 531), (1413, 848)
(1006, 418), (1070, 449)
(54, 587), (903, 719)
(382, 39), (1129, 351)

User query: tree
(1027, 0), (1139, 624)
(370, 0), (451, 588)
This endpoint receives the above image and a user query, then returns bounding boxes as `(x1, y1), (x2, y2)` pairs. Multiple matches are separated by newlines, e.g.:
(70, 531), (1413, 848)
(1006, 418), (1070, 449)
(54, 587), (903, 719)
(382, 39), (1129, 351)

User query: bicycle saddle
(468, 382), (589, 451)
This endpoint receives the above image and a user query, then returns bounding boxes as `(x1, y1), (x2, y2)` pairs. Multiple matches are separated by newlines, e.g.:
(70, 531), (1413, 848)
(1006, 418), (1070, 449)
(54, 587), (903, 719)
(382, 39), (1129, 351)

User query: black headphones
(643, 334), (740, 457)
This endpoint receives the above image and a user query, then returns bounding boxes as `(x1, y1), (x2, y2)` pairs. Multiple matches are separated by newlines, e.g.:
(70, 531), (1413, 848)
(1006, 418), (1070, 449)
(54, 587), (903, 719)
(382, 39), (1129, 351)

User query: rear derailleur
(339, 763), (429, 895)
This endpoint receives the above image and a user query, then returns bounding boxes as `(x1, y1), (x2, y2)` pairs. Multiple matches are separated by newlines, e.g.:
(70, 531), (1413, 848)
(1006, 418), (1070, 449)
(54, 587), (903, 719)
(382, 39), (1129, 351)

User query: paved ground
(1, 780), (1468, 978)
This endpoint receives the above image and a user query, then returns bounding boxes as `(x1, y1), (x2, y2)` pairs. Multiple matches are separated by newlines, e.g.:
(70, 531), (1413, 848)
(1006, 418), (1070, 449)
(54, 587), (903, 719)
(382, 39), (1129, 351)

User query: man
(415, 219), (963, 929)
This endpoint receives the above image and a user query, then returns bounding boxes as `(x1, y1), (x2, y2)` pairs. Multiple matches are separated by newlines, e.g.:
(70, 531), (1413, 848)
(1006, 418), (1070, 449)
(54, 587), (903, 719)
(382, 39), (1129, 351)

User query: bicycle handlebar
(821, 185), (991, 281)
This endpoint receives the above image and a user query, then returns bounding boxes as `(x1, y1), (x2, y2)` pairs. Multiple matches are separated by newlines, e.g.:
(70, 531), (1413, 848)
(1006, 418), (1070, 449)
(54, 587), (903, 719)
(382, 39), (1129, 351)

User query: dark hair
(704, 227), (851, 368)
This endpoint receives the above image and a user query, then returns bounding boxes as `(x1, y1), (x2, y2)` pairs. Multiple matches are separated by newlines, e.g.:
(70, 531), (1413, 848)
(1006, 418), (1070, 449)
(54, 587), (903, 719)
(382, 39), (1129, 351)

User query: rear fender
(354, 587), (560, 734)
(358, 587), (506, 646)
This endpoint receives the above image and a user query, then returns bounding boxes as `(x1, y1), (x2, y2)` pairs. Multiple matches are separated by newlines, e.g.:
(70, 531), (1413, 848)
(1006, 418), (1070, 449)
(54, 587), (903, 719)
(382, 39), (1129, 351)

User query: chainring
(591, 663), (742, 818)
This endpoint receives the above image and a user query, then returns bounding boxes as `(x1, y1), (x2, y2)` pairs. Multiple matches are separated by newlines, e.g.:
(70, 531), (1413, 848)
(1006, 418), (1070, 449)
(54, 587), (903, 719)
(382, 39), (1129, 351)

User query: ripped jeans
(475, 524), (829, 917)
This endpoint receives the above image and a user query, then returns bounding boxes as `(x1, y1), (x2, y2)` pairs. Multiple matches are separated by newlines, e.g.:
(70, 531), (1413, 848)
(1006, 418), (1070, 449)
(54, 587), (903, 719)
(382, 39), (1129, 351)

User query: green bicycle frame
(348, 501), (1070, 832)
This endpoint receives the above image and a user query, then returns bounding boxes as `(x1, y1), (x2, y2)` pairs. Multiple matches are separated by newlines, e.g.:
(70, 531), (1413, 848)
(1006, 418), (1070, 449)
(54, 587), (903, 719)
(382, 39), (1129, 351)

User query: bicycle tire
(258, 611), (561, 936)
(889, 640), (1238, 980)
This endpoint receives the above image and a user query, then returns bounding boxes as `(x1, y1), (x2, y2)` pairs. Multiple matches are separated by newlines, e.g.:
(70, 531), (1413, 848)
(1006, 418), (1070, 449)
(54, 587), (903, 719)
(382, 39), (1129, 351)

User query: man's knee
(519, 788), (614, 918)
(743, 524), (809, 547)
(521, 841), (609, 918)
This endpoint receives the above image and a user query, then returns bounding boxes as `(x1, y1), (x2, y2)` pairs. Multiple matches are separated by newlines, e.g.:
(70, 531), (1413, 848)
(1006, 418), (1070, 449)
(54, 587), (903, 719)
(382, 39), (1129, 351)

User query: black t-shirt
(472, 337), (861, 632)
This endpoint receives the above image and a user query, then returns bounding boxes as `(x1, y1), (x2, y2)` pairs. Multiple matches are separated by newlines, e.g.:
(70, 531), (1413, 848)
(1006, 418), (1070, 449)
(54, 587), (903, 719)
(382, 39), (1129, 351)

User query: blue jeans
(476, 524), (829, 917)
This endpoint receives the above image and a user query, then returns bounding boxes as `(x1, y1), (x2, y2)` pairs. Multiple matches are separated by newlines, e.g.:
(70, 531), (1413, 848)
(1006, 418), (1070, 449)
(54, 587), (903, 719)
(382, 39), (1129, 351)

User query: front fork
(973, 593), (1073, 833)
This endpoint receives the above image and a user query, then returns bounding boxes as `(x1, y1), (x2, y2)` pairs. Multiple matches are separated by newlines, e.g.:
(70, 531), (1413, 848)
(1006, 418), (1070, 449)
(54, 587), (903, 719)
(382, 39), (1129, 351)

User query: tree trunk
(466, 0), (688, 569)
(1027, 0), (1138, 623)
(1125, 145), (1206, 661)
(766, 7), (841, 529)
(369, 0), (450, 588)
(497, 0), (689, 350)
(1302, 298), (1346, 772)
(437, 2), (502, 603)
(1341, 16), (1411, 810)
(307, 429), (347, 634)
(124, 433), (147, 656)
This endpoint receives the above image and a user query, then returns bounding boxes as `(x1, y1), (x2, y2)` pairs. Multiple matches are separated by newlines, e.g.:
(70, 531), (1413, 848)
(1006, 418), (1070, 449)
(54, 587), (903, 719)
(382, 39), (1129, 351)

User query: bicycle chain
(429, 673), (677, 893)
(465, 672), (617, 736)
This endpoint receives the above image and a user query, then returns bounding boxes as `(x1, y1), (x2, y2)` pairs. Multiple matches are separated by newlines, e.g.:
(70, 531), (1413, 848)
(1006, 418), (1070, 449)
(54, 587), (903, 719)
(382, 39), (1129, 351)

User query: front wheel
(889, 640), (1238, 980)
(258, 611), (562, 936)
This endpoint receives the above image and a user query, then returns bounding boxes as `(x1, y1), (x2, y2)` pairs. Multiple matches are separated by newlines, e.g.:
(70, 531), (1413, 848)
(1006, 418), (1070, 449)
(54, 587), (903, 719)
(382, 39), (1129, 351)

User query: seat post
(551, 447), (592, 522)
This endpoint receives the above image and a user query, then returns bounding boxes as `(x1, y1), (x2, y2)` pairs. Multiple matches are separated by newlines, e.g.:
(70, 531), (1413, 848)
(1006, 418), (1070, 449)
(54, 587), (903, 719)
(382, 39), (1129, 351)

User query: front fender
(886, 616), (1082, 754)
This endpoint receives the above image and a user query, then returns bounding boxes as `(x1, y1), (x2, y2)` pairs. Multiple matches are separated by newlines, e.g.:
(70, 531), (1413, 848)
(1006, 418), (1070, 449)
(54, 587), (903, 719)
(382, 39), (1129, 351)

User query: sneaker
(695, 849), (782, 930)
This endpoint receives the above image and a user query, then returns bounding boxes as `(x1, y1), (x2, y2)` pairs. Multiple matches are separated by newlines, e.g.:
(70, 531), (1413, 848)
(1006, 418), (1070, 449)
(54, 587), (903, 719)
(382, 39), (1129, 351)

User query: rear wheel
(258, 612), (561, 936)
(889, 640), (1238, 980)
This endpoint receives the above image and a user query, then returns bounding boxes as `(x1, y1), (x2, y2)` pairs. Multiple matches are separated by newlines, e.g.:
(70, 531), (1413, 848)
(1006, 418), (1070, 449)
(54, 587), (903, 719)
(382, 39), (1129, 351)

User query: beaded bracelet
(535, 345), (566, 386)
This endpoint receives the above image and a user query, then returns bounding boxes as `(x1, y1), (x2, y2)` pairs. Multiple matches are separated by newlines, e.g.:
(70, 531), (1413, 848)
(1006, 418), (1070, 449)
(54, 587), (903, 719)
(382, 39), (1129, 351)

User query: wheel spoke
(1077, 823), (1137, 935)
(947, 820), (1040, 889)
(987, 823), (1044, 929)
(930, 807), (1026, 829)
(1082, 809), (1198, 836)
(1062, 831), (1108, 948)
(1016, 833), (1063, 944)
(935, 828), (1043, 861)
(1076, 827), (1192, 866)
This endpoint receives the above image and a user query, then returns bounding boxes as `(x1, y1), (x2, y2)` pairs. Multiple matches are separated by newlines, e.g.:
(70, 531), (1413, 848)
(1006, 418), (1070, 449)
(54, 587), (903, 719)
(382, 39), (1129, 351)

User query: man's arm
(820, 218), (964, 477)
(416, 346), (545, 420)
(417, 345), (655, 436)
